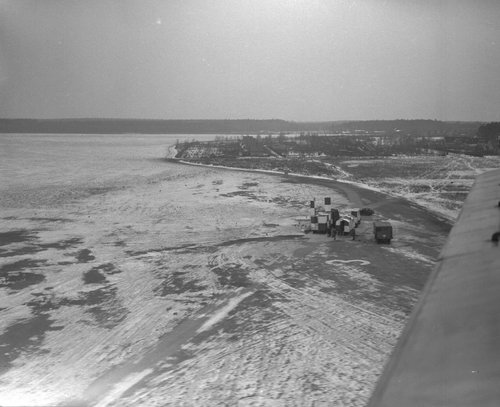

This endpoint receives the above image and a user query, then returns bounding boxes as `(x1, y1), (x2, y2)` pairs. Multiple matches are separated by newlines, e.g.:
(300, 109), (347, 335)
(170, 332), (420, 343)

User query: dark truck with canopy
(373, 221), (393, 244)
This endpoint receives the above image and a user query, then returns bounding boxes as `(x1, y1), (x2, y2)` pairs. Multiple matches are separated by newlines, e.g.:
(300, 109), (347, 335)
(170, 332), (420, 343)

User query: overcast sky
(1, 0), (499, 121)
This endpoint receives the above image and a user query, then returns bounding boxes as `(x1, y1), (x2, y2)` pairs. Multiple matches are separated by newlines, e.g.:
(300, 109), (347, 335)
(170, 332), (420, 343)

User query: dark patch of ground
(75, 249), (95, 263)
(269, 196), (304, 208)
(0, 235), (83, 258)
(80, 285), (122, 308)
(126, 243), (200, 257)
(217, 234), (304, 248)
(26, 284), (129, 330)
(0, 313), (61, 375)
(0, 278), (128, 375)
(0, 245), (41, 258)
(83, 186), (116, 197)
(83, 269), (108, 284)
(0, 272), (46, 291)
(82, 263), (121, 284)
(83, 286), (128, 329)
(212, 263), (252, 288)
(25, 293), (60, 313)
(220, 190), (259, 199)
(0, 230), (36, 246)
(239, 181), (259, 189)
(156, 271), (207, 296)
(0, 258), (47, 273)
(0, 259), (47, 290)
(39, 237), (83, 250)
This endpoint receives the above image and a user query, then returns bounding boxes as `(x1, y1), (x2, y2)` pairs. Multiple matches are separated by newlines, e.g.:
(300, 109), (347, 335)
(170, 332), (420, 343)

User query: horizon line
(0, 117), (490, 123)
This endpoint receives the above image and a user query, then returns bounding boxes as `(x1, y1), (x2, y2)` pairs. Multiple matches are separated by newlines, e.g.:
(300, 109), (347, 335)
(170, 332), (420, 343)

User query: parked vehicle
(350, 209), (361, 227)
(310, 216), (319, 232)
(317, 212), (329, 234)
(342, 215), (355, 229)
(373, 221), (393, 244)
(337, 217), (352, 235)
(360, 207), (375, 216)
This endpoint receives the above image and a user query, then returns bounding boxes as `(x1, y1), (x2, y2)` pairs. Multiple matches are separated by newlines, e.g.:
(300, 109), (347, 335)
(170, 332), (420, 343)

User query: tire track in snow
(75, 289), (255, 406)
(253, 266), (399, 362)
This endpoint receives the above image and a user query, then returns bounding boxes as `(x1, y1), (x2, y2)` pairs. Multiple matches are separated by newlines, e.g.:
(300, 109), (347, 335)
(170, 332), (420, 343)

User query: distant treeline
(0, 118), (483, 135)
(478, 122), (500, 138)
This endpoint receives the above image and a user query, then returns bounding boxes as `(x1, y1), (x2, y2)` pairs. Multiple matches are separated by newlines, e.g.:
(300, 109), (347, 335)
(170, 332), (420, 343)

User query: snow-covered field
(336, 154), (500, 220)
(0, 134), (448, 406)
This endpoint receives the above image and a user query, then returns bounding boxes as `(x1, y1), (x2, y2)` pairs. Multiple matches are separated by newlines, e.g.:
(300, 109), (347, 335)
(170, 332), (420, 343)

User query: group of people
(328, 224), (356, 240)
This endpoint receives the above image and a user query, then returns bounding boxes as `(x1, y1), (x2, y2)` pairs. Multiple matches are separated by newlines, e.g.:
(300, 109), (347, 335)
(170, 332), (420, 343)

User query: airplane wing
(367, 168), (500, 407)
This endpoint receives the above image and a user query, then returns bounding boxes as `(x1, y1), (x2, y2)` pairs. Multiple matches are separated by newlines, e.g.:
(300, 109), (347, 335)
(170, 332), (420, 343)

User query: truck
(342, 214), (355, 230)
(373, 221), (393, 244)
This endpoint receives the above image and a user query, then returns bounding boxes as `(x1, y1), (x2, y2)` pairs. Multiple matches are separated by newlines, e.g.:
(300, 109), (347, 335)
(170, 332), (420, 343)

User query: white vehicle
(342, 214), (355, 229)
(337, 217), (352, 235)
(350, 209), (361, 226)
